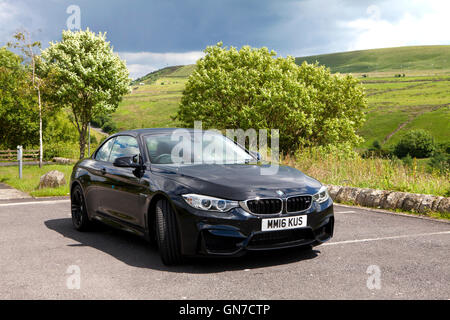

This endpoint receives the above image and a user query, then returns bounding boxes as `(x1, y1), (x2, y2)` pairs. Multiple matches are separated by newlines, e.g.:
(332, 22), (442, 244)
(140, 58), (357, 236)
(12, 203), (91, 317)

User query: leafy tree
(41, 29), (130, 158)
(0, 47), (39, 149)
(177, 43), (367, 153)
(394, 129), (435, 159)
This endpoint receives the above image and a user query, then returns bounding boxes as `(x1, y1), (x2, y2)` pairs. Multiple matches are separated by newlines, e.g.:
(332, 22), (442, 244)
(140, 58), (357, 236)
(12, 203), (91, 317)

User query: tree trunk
(79, 125), (88, 159)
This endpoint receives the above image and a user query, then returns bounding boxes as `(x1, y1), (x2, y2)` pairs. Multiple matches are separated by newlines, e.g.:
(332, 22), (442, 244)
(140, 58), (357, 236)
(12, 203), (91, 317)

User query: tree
(41, 29), (130, 158)
(394, 129), (435, 158)
(8, 31), (45, 167)
(0, 47), (40, 149)
(177, 43), (367, 153)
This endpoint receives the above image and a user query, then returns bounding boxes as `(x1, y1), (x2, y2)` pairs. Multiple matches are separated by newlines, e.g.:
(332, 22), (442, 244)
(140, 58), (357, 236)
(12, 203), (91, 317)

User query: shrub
(435, 141), (450, 155)
(43, 141), (80, 160)
(402, 154), (413, 167)
(362, 140), (392, 158)
(101, 120), (117, 134)
(393, 130), (435, 158)
(91, 113), (117, 134)
(428, 151), (450, 174)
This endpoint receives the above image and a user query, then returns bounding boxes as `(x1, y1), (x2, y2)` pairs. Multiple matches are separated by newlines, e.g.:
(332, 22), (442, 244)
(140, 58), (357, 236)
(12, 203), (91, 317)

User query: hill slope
(132, 65), (196, 85)
(295, 45), (450, 73)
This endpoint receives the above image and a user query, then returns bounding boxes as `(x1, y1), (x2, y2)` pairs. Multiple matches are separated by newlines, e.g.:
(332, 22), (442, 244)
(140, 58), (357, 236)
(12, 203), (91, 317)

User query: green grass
(0, 164), (73, 197)
(285, 152), (449, 197)
(283, 151), (449, 219)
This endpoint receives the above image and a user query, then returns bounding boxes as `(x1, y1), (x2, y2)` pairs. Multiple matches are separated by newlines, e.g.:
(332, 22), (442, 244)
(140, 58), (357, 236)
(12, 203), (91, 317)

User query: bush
(435, 141), (450, 155)
(393, 130), (435, 158)
(91, 113), (117, 134)
(177, 43), (367, 153)
(43, 141), (80, 160)
(101, 120), (117, 134)
(362, 140), (393, 159)
(428, 151), (449, 174)
(402, 154), (413, 167)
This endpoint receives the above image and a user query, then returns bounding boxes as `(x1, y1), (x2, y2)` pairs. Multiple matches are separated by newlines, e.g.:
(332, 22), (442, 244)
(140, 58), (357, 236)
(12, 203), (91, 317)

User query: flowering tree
(41, 29), (130, 158)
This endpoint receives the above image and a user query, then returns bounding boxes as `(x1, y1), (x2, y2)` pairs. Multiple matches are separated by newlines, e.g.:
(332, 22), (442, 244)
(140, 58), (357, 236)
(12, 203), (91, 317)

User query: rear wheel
(71, 185), (93, 231)
(155, 199), (183, 265)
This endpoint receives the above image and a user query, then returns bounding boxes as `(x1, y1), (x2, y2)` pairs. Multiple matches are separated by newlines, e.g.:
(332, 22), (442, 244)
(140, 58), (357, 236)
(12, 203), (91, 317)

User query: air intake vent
(246, 199), (282, 215)
(286, 196), (312, 213)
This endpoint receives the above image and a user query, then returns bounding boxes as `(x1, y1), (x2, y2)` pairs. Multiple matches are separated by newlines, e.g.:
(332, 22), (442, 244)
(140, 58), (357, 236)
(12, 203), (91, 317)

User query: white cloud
(0, 0), (22, 41)
(341, 0), (450, 51)
(0, 0), (19, 22)
(0, 0), (45, 45)
(119, 51), (205, 79)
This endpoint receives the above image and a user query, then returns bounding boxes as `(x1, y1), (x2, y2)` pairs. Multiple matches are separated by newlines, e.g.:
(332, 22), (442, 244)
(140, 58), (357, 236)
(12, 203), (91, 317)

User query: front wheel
(155, 199), (183, 265)
(71, 185), (93, 231)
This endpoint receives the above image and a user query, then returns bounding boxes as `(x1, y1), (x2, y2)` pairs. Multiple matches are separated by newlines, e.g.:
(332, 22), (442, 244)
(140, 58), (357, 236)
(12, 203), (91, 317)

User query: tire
(155, 199), (183, 265)
(71, 184), (93, 231)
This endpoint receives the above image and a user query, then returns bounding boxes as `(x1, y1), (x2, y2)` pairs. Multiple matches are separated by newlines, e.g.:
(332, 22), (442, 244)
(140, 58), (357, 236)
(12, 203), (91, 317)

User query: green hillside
(114, 45), (450, 149)
(132, 65), (196, 85)
(295, 45), (450, 74)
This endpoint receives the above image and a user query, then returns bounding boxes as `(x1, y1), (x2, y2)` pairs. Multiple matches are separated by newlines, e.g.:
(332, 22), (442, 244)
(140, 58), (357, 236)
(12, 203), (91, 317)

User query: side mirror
(113, 156), (141, 168)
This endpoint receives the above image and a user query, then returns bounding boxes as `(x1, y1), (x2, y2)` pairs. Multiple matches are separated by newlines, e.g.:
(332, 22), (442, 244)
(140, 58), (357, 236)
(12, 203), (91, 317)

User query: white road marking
(0, 200), (70, 207)
(335, 210), (356, 213)
(323, 231), (450, 246)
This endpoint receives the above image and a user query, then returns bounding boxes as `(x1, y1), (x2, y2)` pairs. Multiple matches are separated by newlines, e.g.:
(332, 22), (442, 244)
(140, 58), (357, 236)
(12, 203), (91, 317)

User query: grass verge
(0, 164), (73, 197)
(283, 150), (449, 219)
(284, 152), (449, 197)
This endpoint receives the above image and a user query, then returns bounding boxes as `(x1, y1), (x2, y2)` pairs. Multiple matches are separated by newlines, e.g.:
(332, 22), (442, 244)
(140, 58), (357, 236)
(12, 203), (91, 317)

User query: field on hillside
(113, 65), (197, 130)
(114, 77), (184, 130)
(359, 74), (450, 148)
(115, 46), (450, 150)
(295, 45), (450, 73)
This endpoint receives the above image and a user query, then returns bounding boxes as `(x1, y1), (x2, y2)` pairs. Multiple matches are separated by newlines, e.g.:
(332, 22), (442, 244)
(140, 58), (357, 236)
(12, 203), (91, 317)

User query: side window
(95, 138), (116, 162)
(109, 136), (140, 163)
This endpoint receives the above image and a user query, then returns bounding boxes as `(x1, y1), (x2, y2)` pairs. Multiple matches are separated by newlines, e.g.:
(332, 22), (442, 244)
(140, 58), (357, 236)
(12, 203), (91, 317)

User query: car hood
(151, 163), (322, 200)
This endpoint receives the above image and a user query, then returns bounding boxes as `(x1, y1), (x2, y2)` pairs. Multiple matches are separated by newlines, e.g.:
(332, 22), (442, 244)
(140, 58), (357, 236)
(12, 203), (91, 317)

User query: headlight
(182, 194), (239, 212)
(312, 186), (329, 203)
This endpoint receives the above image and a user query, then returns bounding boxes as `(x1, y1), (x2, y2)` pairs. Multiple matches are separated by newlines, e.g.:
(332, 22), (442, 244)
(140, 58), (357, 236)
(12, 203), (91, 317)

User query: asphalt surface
(0, 200), (448, 299)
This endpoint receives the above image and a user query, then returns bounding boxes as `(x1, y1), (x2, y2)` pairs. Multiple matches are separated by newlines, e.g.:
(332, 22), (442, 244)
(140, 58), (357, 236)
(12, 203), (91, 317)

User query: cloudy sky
(1, 0), (450, 79)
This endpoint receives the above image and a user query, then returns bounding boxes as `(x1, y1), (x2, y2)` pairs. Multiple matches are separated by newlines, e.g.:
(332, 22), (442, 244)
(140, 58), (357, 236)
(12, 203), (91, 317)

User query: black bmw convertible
(70, 128), (334, 265)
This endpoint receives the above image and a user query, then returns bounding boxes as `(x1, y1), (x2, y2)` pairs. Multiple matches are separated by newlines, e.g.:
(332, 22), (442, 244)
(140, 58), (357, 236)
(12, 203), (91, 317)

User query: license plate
(261, 215), (307, 232)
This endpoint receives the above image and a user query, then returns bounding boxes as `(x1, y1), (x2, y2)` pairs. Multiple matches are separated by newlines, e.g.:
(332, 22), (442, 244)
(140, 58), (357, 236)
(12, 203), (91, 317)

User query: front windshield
(144, 131), (255, 165)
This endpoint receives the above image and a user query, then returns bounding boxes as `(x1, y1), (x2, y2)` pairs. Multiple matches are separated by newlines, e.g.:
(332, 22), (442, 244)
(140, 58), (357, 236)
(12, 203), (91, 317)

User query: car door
(85, 136), (116, 216)
(101, 135), (148, 229)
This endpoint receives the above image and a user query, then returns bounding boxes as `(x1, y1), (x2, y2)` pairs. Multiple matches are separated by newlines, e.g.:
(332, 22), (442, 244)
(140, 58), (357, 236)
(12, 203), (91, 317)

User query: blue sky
(1, 0), (450, 78)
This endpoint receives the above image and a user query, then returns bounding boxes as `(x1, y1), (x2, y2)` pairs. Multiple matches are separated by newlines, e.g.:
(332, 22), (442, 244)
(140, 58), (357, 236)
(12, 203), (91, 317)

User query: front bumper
(172, 196), (334, 257)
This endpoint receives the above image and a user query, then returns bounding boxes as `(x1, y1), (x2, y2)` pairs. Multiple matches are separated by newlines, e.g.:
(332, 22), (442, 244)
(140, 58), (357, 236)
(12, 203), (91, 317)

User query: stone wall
(326, 185), (450, 214)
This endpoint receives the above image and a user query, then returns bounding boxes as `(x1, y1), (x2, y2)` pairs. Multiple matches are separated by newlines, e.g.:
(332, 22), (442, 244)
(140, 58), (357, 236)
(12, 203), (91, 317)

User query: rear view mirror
(113, 156), (141, 168)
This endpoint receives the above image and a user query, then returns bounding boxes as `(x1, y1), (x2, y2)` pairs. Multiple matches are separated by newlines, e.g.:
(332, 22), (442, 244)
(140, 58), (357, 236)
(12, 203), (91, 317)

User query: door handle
(101, 167), (107, 175)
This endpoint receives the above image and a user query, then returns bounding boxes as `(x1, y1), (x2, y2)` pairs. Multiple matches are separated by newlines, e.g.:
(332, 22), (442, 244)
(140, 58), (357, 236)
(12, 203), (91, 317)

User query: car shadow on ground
(44, 218), (320, 274)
